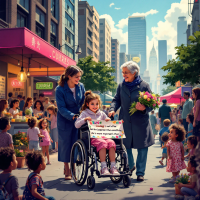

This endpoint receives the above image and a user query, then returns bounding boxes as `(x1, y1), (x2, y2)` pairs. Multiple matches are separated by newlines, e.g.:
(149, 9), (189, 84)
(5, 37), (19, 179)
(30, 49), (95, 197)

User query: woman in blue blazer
(56, 65), (85, 180)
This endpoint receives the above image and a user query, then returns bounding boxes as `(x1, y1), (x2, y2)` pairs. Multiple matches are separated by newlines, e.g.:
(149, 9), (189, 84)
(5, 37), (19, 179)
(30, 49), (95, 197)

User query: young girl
(24, 97), (33, 117)
(33, 100), (44, 118)
(166, 124), (187, 183)
(0, 99), (9, 117)
(22, 151), (55, 200)
(178, 118), (184, 127)
(46, 105), (58, 153)
(38, 119), (53, 165)
(27, 117), (44, 151)
(186, 114), (194, 138)
(75, 91), (120, 176)
(9, 99), (22, 118)
(185, 136), (197, 159)
(159, 132), (169, 166)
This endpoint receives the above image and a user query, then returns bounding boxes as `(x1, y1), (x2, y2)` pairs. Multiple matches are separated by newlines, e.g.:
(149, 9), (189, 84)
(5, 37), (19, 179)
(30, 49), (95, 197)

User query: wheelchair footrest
(98, 171), (132, 178)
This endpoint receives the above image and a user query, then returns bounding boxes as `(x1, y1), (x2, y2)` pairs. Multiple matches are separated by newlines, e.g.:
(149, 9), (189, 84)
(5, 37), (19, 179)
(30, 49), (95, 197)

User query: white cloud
(109, 3), (114, 7)
(115, 7), (121, 10)
(116, 9), (159, 29)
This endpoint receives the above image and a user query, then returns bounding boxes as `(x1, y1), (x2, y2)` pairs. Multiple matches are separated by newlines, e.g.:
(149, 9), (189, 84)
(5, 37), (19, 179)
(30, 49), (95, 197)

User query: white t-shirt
(9, 108), (19, 116)
(27, 127), (40, 141)
(70, 87), (76, 100)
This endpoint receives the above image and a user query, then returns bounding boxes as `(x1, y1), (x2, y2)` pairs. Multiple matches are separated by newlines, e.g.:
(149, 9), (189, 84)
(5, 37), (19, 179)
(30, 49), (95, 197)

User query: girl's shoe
(159, 160), (164, 166)
(46, 162), (51, 165)
(52, 150), (56, 153)
(110, 166), (120, 175)
(101, 167), (110, 176)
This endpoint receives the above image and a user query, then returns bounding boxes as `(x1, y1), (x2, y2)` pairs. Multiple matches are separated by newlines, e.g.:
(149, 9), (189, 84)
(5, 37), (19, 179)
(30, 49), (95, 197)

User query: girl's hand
(136, 102), (146, 111)
(178, 183), (182, 188)
(50, 139), (53, 143)
(193, 121), (196, 127)
(85, 117), (92, 121)
(105, 118), (111, 122)
(108, 111), (115, 117)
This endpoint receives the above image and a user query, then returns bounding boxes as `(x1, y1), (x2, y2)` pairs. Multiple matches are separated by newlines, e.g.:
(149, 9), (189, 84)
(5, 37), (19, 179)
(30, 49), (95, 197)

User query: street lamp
(17, 49), (27, 82)
(59, 44), (82, 55)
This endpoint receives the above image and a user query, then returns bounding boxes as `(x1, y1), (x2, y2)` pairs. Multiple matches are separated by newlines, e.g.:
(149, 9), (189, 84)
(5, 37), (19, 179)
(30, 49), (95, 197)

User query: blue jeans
(181, 187), (197, 196)
(50, 129), (55, 149)
(183, 119), (188, 132)
(44, 196), (55, 200)
(127, 147), (148, 176)
(29, 141), (39, 150)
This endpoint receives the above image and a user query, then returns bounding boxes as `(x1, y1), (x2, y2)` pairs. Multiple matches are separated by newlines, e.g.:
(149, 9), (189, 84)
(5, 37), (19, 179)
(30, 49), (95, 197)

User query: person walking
(56, 65), (85, 180)
(158, 99), (172, 128)
(109, 61), (154, 182)
(182, 91), (193, 132)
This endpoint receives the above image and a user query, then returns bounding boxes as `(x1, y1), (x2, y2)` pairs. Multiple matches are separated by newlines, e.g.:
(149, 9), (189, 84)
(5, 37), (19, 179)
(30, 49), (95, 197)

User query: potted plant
(15, 149), (25, 168)
(174, 174), (190, 194)
(13, 131), (28, 150)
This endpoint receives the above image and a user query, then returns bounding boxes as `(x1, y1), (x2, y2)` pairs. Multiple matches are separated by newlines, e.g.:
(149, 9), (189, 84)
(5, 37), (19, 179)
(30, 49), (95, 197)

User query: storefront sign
(36, 82), (53, 90)
(43, 92), (53, 96)
(11, 79), (23, 87)
(87, 120), (125, 139)
(132, 57), (140, 63)
(0, 75), (6, 99)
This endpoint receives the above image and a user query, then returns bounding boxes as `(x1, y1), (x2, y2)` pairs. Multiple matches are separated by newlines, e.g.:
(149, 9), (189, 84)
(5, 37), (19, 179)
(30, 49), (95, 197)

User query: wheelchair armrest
(80, 123), (89, 132)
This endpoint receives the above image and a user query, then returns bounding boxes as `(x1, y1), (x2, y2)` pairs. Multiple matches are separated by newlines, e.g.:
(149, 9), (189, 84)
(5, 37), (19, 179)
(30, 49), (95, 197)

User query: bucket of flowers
(15, 149), (26, 168)
(129, 91), (160, 115)
(13, 131), (28, 150)
(174, 173), (190, 194)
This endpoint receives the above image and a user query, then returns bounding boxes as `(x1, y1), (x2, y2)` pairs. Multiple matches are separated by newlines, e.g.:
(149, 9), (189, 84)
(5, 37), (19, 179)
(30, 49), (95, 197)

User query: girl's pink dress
(166, 140), (186, 172)
(40, 129), (51, 147)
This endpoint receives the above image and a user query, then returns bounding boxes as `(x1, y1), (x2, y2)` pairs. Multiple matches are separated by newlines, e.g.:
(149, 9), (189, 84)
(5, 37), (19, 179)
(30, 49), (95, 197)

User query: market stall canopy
(160, 87), (184, 104)
(0, 28), (76, 76)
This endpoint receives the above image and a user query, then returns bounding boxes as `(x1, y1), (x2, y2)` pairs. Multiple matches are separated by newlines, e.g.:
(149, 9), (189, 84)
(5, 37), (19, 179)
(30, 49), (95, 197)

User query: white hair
(120, 61), (140, 77)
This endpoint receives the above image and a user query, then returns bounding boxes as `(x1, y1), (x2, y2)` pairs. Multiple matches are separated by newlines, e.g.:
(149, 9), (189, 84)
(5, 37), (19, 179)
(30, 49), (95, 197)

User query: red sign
(11, 79), (23, 87)
(43, 92), (53, 96)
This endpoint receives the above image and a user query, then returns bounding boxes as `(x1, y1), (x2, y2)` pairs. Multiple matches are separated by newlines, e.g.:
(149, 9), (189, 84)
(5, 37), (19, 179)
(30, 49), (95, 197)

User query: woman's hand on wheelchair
(105, 118), (111, 122)
(108, 111), (115, 117)
(84, 117), (92, 121)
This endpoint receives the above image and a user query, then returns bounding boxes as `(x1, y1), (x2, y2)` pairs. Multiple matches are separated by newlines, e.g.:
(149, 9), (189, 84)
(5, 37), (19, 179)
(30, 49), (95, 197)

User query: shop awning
(0, 27), (76, 76)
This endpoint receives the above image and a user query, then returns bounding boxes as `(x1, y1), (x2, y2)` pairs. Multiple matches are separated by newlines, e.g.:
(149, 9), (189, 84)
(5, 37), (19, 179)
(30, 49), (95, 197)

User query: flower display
(13, 131), (28, 147)
(14, 149), (25, 157)
(129, 91), (160, 116)
(175, 173), (190, 184)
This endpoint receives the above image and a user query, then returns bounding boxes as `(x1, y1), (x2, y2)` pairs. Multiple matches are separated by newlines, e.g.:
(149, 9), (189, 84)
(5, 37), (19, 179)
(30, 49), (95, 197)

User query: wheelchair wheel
(70, 139), (88, 186)
(87, 176), (95, 189)
(123, 175), (131, 187)
(110, 176), (123, 184)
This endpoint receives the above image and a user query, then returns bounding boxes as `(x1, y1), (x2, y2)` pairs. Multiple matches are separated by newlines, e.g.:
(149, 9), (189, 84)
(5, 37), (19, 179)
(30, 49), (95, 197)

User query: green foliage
(162, 29), (200, 86)
(14, 149), (25, 157)
(77, 56), (117, 93)
(161, 85), (177, 96)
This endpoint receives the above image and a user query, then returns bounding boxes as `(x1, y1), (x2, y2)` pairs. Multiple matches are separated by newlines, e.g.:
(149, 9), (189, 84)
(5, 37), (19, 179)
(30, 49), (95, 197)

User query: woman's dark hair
(188, 135), (198, 148)
(187, 113), (194, 124)
(0, 117), (9, 130)
(0, 147), (15, 170)
(190, 156), (197, 168)
(169, 124), (186, 142)
(39, 93), (44, 98)
(192, 88), (200, 104)
(0, 99), (7, 113)
(38, 118), (49, 132)
(10, 99), (19, 108)
(34, 100), (44, 111)
(161, 132), (169, 142)
(28, 117), (37, 128)
(25, 151), (43, 171)
(23, 97), (33, 111)
(184, 91), (190, 98)
(58, 65), (83, 87)
(8, 92), (13, 98)
(47, 105), (58, 116)
(178, 118), (183, 124)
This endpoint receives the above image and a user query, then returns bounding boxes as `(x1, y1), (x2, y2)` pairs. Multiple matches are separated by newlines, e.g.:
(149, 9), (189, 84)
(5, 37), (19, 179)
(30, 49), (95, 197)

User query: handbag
(193, 121), (200, 137)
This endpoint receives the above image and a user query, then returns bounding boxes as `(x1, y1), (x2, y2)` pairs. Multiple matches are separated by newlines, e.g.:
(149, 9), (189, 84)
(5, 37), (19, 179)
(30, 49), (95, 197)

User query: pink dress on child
(166, 140), (186, 172)
(40, 129), (51, 147)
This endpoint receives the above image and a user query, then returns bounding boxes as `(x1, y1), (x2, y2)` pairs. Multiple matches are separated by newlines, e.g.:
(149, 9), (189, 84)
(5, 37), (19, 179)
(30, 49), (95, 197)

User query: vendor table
(8, 122), (29, 136)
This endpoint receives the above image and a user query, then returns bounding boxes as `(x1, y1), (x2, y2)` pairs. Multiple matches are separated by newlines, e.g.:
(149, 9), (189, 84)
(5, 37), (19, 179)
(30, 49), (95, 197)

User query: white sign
(87, 120), (125, 139)
(0, 75), (6, 99)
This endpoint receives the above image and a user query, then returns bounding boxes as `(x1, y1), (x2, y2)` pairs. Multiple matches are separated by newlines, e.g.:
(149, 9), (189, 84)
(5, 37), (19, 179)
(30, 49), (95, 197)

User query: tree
(162, 30), (200, 86)
(77, 56), (117, 93)
(161, 85), (177, 96)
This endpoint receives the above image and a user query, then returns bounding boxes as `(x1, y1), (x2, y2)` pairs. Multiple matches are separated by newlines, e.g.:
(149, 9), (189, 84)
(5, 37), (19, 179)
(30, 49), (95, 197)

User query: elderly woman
(109, 61), (154, 181)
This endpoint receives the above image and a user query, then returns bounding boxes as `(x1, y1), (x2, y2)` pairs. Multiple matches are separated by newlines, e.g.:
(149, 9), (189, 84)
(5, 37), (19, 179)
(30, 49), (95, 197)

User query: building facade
(187, 24), (191, 45)
(128, 16), (146, 78)
(177, 16), (187, 46)
(120, 44), (126, 53)
(99, 18), (111, 64)
(119, 52), (127, 83)
(111, 38), (120, 84)
(158, 40), (167, 95)
(191, 0), (199, 35)
(126, 54), (131, 61)
(78, 1), (99, 62)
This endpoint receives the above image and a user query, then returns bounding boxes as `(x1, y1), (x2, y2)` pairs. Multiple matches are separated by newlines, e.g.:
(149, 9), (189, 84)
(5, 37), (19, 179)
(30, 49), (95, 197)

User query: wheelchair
(70, 123), (132, 189)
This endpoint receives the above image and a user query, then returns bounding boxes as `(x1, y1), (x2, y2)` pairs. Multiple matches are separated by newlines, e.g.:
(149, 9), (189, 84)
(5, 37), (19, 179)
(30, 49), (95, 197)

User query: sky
(85, 0), (192, 67)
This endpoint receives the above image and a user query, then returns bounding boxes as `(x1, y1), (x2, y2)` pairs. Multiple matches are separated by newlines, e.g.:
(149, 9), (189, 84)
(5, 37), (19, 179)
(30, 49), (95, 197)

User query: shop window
(65, 28), (74, 46)
(17, 0), (29, 11)
(65, 13), (74, 32)
(36, 23), (45, 39)
(51, 0), (56, 17)
(17, 12), (27, 27)
(0, 0), (6, 21)
(36, 7), (45, 26)
(51, 21), (57, 36)
(50, 34), (56, 47)
(65, 0), (74, 18)
(65, 44), (74, 59)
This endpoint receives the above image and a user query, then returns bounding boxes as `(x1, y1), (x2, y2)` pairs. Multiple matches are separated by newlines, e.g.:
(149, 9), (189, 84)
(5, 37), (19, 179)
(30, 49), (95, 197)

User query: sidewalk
(12, 135), (187, 200)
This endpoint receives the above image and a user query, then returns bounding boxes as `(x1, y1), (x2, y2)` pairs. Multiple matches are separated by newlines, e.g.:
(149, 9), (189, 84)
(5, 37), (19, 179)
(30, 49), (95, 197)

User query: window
(112, 43), (115, 45)
(51, 0), (56, 17)
(0, 0), (6, 21)
(94, 34), (97, 40)
(94, 53), (98, 58)
(36, 23), (44, 39)
(112, 62), (115, 65)
(112, 58), (115, 60)
(95, 43), (98, 50)
(88, 29), (92, 38)
(107, 39), (108, 45)
(112, 51), (115, 53)
(51, 21), (57, 35)
(65, 45), (74, 59)
(36, 7), (45, 26)
(87, 48), (92, 55)
(65, 0), (74, 18)
(100, 52), (103, 55)
(65, 28), (74, 46)
(100, 44), (103, 48)
(87, 38), (92, 47)
(17, 0), (29, 11)
(88, 11), (93, 19)
(112, 54), (115, 57)
(17, 12), (27, 27)
(100, 37), (103, 41)
(37, 0), (45, 7)
(65, 13), (74, 32)
(88, 19), (93, 28)
(100, 30), (103, 33)
(95, 24), (98, 31)
(112, 47), (115, 49)
(100, 23), (103, 25)
(50, 34), (56, 47)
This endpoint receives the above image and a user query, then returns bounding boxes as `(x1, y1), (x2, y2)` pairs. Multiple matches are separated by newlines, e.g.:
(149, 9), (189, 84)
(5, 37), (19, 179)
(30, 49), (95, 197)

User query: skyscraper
(120, 44), (126, 53)
(158, 40), (167, 94)
(119, 53), (127, 82)
(177, 17), (187, 46)
(128, 16), (146, 78)
(148, 44), (157, 92)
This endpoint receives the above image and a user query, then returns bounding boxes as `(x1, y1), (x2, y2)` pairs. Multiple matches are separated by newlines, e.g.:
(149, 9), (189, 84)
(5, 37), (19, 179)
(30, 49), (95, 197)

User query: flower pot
(16, 157), (25, 168)
(174, 184), (181, 195)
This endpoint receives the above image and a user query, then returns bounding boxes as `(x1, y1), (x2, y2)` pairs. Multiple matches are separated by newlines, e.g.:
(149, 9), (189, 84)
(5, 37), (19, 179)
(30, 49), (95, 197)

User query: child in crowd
(24, 97), (33, 117)
(166, 124), (187, 183)
(185, 136), (198, 160)
(50, 100), (56, 107)
(175, 156), (198, 199)
(178, 119), (184, 128)
(171, 110), (177, 123)
(0, 147), (22, 200)
(38, 119), (53, 165)
(43, 97), (51, 117)
(46, 105), (58, 153)
(27, 117), (44, 151)
(9, 99), (22, 118)
(0, 99), (9, 117)
(8, 92), (13, 106)
(159, 119), (170, 147)
(159, 132), (169, 166)
(22, 151), (55, 200)
(186, 114), (194, 138)
(39, 93), (45, 103)
(0, 117), (13, 148)
(33, 100), (44, 118)
(75, 91), (119, 176)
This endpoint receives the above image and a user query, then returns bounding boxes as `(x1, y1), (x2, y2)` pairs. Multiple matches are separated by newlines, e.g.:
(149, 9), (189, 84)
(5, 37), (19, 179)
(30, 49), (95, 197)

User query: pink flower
(153, 104), (156, 107)
(154, 97), (157, 100)
(19, 150), (23, 153)
(151, 96), (154, 99)
(147, 95), (152, 99)
(145, 92), (149, 95)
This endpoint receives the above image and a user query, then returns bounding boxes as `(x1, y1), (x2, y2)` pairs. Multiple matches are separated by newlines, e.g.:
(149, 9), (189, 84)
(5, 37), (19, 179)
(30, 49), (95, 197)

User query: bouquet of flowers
(129, 91), (160, 116)
(175, 173), (190, 184)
